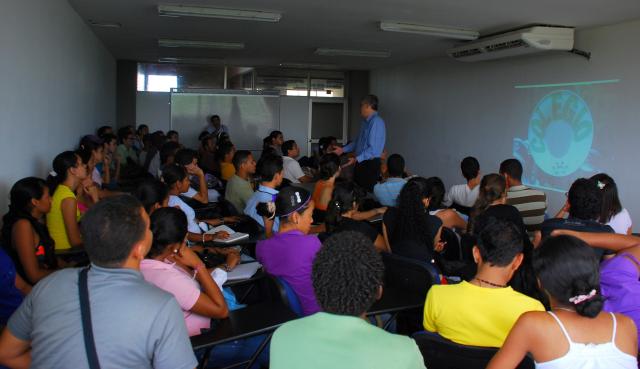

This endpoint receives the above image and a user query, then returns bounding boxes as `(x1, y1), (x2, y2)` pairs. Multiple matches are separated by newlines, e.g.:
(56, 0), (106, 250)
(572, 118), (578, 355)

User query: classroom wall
(0, 0), (116, 213)
(371, 18), (640, 224)
(136, 91), (172, 133)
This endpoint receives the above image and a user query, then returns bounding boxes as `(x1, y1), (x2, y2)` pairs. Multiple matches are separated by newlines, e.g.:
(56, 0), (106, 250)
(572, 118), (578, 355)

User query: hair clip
(49, 170), (58, 177)
(267, 202), (276, 220)
(597, 180), (606, 190)
(568, 289), (597, 305)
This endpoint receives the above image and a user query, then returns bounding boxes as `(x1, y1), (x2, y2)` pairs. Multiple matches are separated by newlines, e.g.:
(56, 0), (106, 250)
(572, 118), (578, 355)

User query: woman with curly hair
(382, 177), (443, 261)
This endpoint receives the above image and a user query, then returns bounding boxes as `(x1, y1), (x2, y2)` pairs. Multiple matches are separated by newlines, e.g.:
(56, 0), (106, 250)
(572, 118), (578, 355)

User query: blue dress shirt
(343, 112), (386, 162)
(373, 177), (407, 207)
(244, 184), (280, 232)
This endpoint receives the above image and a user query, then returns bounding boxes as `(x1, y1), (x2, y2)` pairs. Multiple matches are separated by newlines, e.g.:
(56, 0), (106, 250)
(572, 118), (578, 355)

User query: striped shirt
(506, 185), (547, 233)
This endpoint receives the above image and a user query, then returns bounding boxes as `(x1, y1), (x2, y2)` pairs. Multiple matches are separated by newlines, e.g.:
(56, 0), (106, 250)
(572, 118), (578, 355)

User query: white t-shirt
(443, 183), (480, 208)
(92, 167), (103, 187)
(283, 156), (306, 184)
(147, 153), (161, 178)
(168, 195), (201, 234)
(607, 208), (632, 235)
(181, 186), (220, 203)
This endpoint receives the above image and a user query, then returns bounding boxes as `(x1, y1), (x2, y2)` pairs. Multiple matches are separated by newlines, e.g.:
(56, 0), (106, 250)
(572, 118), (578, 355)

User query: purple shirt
(256, 230), (322, 315)
(600, 253), (640, 343)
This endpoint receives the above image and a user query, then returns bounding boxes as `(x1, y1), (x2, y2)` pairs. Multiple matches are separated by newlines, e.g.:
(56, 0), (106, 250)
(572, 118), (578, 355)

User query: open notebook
(205, 224), (250, 243)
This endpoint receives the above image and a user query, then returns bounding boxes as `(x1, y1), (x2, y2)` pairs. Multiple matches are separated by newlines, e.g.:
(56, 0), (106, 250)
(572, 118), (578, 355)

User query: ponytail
(325, 183), (358, 233)
(47, 151), (78, 193)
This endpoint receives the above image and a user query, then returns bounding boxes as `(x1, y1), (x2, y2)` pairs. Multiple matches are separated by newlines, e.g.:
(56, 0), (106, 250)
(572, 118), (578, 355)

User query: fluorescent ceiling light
(88, 20), (122, 28)
(158, 4), (281, 22)
(380, 21), (479, 41)
(314, 48), (390, 58)
(279, 62), (339, 70)
(158, 39), (244, 50)
(158, 57), (225, 65)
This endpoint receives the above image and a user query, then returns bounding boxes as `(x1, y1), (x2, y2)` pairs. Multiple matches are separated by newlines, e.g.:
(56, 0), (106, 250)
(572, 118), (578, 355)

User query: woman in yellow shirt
(218, 142), (236, 181)
(46, 151), (95, 250)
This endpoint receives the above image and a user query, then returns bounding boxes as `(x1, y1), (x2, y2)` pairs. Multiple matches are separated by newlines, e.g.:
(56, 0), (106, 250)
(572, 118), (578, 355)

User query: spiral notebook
(205, 224), (250, 243)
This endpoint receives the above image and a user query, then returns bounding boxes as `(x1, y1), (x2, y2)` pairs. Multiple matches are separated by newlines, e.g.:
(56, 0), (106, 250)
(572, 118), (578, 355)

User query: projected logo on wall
(513, 79), (619, 193)
(527, 90), (594, 177)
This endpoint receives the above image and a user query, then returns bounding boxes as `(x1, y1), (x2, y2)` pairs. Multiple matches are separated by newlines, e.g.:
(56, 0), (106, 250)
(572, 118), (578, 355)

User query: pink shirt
(140, 259), (211, 336)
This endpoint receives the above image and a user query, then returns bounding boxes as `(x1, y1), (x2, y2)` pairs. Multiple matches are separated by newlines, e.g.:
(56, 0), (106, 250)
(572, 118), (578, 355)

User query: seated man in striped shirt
(499, 159), (547, 236)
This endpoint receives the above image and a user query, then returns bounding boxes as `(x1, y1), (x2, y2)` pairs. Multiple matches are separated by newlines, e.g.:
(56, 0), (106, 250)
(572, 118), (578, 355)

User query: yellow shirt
(220, 162), (236, 181)
(46, 185), (81, 250)
(423, 281), (544, 347)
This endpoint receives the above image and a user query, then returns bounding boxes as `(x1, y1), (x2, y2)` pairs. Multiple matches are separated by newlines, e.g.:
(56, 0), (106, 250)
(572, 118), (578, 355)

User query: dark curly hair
(475, 217), (523, 267)
(312, 231), (384, 316)
(534, 235), (604, 318)
(393, 177), (436, 245)
(568, 178), (601, 221)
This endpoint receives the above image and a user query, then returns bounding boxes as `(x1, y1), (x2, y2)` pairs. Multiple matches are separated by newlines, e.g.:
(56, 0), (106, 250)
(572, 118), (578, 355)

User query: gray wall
(0, 0), (116, 213)
(280, 96), (311, 157)
(136, 91), (172, 133)
(371, 19), (640, 224)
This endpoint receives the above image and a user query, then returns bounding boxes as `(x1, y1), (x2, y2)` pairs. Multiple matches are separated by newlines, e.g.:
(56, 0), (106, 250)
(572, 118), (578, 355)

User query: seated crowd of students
(0, 122), (639, 369)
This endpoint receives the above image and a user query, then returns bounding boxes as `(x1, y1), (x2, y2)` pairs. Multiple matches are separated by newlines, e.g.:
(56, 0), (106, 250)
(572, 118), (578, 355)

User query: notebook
(205, 224), (250, 243)
(226, 262), (262, 281)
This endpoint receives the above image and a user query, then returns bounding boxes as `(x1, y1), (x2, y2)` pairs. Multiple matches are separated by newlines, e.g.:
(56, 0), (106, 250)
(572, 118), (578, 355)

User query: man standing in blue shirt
(334, 94), (386, 192)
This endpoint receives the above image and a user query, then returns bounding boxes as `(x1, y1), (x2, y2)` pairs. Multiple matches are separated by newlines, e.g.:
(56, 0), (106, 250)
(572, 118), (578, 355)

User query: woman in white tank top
(487, 235), (637, 369)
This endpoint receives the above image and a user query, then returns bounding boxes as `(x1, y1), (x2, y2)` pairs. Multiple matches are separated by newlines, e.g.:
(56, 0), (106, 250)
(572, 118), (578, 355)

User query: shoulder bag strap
(79, 267), (102, 369)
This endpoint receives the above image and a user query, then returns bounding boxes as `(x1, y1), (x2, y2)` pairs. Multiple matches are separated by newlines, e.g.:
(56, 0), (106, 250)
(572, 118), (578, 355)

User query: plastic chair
(381, 252), (439, 296)
(412, 331), (534, 369)
(266, 274), (304, 316)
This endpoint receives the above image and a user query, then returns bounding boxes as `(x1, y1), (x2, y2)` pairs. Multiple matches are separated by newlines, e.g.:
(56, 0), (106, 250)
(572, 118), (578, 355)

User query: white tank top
(535, 312), (637, 369)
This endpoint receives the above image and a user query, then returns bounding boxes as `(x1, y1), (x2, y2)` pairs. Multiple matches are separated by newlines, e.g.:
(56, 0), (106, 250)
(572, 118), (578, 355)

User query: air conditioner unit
(447, 26), (574, 62)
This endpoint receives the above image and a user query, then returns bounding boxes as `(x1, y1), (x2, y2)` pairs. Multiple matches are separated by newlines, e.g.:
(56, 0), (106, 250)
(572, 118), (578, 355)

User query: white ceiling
(68, 0), (640, 70)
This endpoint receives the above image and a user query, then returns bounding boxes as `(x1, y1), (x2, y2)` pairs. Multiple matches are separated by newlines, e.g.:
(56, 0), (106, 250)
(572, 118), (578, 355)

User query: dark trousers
(354, 158), (381, 193)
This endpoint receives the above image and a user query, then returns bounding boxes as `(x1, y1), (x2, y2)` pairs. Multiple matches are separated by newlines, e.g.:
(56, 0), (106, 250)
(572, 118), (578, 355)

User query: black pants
(354, 158), (381, 193)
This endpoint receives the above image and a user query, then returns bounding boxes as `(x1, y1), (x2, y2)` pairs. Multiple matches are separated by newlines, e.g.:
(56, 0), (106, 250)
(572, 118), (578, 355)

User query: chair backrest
(266, 274), (304, 317)
(381, 252), (439, 297)
(412, 331), (534, 369)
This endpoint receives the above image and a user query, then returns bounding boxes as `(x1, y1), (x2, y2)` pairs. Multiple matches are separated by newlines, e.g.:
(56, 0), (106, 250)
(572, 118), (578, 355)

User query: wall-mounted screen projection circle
(527, 90), (593, 177)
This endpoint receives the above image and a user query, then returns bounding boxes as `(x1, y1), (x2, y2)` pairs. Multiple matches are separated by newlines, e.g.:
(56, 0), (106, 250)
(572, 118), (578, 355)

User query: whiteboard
(170, 91), (280, 151)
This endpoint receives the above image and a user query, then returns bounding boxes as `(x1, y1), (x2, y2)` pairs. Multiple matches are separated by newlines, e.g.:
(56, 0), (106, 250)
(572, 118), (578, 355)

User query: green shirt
(270, 312), (426, 369)
(116, 144), (138, 165)
(225, 175), (254, 213)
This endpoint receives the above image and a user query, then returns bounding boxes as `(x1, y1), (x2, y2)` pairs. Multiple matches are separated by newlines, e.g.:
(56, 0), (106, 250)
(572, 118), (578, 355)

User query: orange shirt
(312, 180), (332, 211)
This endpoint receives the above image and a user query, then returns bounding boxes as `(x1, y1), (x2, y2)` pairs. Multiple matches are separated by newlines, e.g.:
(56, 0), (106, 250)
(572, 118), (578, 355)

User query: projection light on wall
(158, 4), (282, 22)
(379, 21), (479, 40)
(158, 39), (245, 50)
(314, 48), (391, 58)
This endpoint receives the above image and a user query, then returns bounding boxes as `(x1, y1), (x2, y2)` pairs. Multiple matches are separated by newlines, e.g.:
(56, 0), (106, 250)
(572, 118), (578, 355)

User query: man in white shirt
(443, 156), (481, 212)
(282, 140), (313, 184)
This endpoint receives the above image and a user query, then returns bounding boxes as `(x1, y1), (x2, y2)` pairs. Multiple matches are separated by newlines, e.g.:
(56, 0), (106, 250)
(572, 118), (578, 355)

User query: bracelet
(223, 263), (231, 272)
(193, 263), (206, 278)
(202, 233), (206, 244)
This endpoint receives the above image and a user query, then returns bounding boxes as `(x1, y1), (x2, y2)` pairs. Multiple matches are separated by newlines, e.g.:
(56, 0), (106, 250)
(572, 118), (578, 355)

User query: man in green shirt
(270, 231), (426, 369)
(225, 150), (256, 213)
